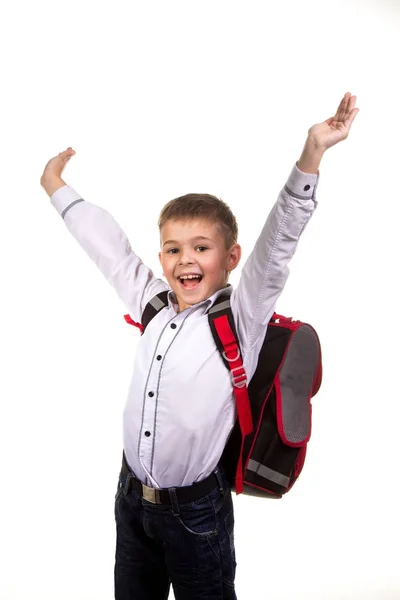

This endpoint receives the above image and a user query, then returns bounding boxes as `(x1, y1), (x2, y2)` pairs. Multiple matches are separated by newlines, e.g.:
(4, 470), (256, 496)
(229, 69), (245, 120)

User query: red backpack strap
(124, 291), (169, 335)
(208, 296), (253, 494)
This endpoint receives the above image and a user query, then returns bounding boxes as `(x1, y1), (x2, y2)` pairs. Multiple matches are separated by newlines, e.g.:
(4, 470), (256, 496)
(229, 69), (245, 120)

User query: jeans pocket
(212, 485), (231, 515)
(172, 496), (218, 538)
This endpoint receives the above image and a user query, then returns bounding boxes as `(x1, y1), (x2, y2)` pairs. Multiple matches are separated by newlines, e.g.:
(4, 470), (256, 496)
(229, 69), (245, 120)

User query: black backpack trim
(141, 291), (169, 332)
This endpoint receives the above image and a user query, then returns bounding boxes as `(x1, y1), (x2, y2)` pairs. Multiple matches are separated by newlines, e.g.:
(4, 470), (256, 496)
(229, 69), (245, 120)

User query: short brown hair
(158, 193), (238, 249)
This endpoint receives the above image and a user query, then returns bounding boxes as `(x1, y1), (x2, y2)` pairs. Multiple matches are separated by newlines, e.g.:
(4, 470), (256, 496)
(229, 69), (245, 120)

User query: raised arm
(231, 92), (359, 355)
(40, 148), (167, 321)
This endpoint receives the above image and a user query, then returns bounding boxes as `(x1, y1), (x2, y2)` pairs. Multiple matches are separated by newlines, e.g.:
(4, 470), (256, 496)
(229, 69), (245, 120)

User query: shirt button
(170, 323), (177, 329)
(304, 184), (311, 191)
(148, 391), (154, 397)
(144, 431), (151, 437)
(156, 355), (162, 361)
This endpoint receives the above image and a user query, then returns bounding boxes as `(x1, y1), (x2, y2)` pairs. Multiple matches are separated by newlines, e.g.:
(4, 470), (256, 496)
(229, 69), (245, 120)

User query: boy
(40, 92), (359, 600)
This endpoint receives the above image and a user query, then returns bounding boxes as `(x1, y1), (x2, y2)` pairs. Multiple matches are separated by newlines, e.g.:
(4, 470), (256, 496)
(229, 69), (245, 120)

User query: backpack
(124, 291), (322, 498)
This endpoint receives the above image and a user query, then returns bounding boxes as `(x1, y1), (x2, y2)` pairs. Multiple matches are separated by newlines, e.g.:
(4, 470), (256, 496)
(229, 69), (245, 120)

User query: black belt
(121, 452), (222, 505)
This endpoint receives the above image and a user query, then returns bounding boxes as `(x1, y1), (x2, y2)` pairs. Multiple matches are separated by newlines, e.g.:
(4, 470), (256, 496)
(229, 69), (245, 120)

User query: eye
(166, 248), (179, 254)
(196, 246), (208, 252)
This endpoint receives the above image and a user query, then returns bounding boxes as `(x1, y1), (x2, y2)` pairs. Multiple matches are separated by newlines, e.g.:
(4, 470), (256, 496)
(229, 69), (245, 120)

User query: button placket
(140, 316), (181, 464)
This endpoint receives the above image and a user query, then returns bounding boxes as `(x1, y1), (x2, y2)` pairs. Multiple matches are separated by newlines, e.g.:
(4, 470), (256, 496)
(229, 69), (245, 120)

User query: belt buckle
(142, 483), (161, 504)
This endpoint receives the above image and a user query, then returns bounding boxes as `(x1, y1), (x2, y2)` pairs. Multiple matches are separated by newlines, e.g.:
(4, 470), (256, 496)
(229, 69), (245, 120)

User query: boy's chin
(169, 279), (226, 309)
(176, 289), (206, 307)
(172, 282), (208, 309)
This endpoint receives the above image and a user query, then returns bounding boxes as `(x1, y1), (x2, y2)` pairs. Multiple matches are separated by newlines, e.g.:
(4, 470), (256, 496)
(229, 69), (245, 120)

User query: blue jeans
(114, 467), (237, 599)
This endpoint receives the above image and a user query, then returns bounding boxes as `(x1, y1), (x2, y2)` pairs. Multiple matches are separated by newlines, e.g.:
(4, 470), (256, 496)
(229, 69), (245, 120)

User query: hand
(307, 92), (359, 151)
(40, 147), (76, 196)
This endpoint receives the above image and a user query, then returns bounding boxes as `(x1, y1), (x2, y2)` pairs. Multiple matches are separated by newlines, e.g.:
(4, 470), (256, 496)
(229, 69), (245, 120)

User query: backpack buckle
(230, 365), (247, 388)
(222, 347), (240, 362)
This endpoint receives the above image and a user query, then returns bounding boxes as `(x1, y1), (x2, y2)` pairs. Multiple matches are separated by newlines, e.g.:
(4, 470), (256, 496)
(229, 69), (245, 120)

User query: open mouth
(178, 274), (203, 290)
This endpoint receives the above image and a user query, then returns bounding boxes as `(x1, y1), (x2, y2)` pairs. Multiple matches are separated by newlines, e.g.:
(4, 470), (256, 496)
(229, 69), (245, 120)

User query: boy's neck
(175, 283), (231, 313)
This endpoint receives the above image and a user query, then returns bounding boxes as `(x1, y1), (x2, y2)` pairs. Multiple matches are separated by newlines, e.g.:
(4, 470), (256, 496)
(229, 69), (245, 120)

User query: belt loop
(123, 472), (133, 496)
(214, 466), (225, 494)
(169, 488), (180, 516)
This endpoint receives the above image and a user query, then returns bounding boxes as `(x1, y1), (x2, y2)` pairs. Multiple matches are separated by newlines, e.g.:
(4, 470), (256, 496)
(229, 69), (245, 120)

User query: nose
(179, 248), (195, 265)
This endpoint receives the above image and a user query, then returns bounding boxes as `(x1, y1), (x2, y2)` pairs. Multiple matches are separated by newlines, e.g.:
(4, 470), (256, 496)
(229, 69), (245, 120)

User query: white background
(1, 0), (400, 598)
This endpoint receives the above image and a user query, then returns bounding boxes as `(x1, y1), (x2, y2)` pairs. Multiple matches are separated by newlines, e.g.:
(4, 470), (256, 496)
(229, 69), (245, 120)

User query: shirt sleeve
(230, 163), (319, 355)
(50, 185), (168, 321)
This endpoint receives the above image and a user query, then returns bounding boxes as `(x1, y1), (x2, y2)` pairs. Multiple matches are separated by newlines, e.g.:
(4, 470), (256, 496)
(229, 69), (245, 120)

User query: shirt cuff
(285, 163), (319, 201)
(50, 185), (83, 218)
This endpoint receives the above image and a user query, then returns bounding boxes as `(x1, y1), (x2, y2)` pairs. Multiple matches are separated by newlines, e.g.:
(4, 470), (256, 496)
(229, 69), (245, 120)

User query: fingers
(342, 94), (359, 130)
(334, 93), (359, 127)
(41, 147), (75, 184)
(338, 92), (351, 122)
(333, 94), (347, 121)
(334, 92), (352, 120)
(344, 107), (360, 130)
(58, 147), (76, 162)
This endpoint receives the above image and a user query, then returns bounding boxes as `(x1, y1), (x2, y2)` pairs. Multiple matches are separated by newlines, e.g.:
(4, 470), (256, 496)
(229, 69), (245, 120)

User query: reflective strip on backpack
(247, 459), (290, 488)
(149, 295), (167, 311)
(209, 299), (231, 314)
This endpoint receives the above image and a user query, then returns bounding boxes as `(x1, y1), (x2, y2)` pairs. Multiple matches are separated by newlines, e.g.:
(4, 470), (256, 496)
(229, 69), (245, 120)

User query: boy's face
(159, 218), (241, 312)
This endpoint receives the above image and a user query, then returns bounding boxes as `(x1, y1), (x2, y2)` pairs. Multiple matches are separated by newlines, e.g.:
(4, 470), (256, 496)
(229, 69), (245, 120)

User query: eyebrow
(162, 236), (213, 247)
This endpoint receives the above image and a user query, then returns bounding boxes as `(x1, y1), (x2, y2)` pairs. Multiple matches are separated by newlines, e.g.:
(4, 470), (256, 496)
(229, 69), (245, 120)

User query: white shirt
(51, 164), (319, 488)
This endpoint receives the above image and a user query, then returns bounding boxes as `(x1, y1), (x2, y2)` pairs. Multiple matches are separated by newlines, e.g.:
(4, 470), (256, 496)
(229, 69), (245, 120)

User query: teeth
(180, 275), (201, 280)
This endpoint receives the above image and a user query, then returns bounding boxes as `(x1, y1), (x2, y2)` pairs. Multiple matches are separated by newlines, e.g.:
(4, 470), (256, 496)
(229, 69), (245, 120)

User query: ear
(226, 243), (241, 272)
